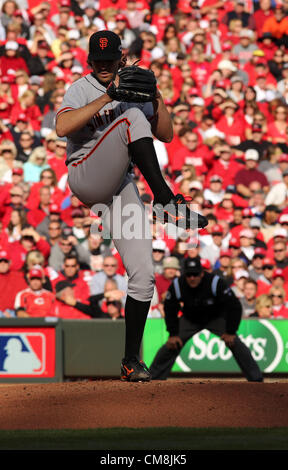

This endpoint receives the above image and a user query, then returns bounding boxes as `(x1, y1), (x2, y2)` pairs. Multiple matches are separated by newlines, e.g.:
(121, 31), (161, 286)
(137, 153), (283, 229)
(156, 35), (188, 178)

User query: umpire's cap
(88, 30), (122, 62)
(184, 257), (203, 276)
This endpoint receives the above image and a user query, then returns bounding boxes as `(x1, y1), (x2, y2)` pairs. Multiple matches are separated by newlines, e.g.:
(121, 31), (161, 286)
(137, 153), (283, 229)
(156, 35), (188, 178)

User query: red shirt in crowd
(14, 287), (55, 317)
(0, 270), (27, 312)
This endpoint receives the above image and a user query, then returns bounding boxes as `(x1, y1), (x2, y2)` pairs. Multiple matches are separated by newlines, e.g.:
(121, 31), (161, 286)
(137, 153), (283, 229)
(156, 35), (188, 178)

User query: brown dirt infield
(1, 378), (288, 430)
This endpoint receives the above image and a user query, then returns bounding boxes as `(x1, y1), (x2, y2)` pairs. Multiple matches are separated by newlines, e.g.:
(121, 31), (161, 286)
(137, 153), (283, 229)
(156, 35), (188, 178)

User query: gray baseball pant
(68, 107), (155, 302)
(149, 316), (263, 381)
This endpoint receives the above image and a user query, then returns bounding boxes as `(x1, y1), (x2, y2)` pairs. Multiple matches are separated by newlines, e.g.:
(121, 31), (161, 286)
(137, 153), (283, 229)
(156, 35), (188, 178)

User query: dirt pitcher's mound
(1, 379), (288, 430)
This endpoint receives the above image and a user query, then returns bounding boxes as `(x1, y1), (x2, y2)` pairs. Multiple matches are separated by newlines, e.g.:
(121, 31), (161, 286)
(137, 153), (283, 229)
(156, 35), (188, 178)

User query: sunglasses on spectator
(271, 294), (283, 298)
(186, 272), (201, 278)
(153, 249), (165, 253)
(0, 259), (9, 263)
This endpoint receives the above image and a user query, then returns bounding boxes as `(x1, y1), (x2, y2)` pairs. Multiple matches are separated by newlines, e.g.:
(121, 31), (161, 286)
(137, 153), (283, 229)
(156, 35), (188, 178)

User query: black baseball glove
(106, 65), (157, 103)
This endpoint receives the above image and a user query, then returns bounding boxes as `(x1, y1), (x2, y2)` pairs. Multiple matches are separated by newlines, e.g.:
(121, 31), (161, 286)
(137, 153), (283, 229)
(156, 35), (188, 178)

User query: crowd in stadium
(0, 0), (288, 321)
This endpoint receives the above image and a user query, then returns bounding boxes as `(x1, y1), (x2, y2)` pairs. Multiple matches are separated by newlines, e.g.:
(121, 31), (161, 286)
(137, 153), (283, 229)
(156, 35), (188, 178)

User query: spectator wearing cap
(214, 191), (236, 224)
(269, 285), (288, 318)
(238, 228), (255, 264)
(0, 40), (29, 76)
(266, 226), (288, 251)
(203, 175), (225, 205)
(66, 29), (87, 69)
(36, 201), (67, 240)
(265, 165), (288, 207)
(230, 207), (254, 240)
(249, 216), (267, 249)
(53, 278), (100, 319)
(70, 206), (87, 243)
(229, 235), (241, 258)
(248, 247), (266, 281)
(0, 248), (27, 317)
(152, 239), (167, 274)
(279, 213), (288, 231)
(9, 113), (41, 150)
(213, 249), (234, 285)
(231, 268), (250, 299)
(200, 223), (225, 266)
(28, 38), (54, 76)
(10, 89), (42, 133)
(232, 29), (259, 67)
(256, 256), (275, 296)
(155, 256), (180, 317)
(14, 266), (55, 318)
(114, 14), (136, 48)
(240, 278), (258, 318)
(234, 122), (270, 161)
(234, 149), (269, 199)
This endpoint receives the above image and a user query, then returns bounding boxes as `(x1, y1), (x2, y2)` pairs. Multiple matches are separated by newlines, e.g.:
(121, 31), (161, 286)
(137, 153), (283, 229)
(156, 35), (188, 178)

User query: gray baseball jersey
(56, 73), (155, 166)
(55, 72), (156, 302)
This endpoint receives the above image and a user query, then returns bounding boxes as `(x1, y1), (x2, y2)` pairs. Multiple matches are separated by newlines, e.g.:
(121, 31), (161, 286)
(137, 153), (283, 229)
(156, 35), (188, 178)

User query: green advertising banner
(143, 318), (288, 374)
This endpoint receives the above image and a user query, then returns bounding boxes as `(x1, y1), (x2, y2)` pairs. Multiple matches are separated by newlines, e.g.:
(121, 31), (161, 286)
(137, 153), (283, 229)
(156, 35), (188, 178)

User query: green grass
(0, 428), (287, 450)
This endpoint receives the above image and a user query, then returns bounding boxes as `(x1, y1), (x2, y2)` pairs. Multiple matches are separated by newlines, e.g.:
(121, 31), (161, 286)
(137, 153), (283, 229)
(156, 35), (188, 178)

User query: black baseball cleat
(153, 194), (208, 230)
(121, 356), (152, 382)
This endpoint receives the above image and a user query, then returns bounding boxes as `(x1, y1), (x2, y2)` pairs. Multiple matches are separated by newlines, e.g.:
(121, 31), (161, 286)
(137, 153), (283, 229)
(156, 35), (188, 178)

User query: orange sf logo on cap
(99, 37), (108, 50)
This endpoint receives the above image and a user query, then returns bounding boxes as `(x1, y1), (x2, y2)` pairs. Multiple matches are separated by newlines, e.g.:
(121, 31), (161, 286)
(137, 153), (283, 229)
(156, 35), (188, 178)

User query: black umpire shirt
(164, 271), (242, 337)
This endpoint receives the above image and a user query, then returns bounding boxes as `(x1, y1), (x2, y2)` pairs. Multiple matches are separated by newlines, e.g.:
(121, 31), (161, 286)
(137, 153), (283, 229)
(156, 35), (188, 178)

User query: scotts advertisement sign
(143, 319), (288, 373)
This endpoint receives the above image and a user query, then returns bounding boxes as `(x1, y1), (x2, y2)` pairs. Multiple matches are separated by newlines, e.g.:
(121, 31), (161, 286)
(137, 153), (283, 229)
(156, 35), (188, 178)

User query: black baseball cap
(184, 257), (203, 276)
(88, 30), (122, 62)
(55, 280), (75, 294)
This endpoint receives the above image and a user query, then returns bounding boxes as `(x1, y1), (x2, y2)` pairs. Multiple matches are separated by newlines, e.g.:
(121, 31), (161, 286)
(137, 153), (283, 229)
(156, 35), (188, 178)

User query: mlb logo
(0, 332), (45, 375)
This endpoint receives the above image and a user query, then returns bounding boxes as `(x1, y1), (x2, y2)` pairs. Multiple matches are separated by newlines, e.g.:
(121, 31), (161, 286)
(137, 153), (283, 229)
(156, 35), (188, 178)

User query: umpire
(149, 257), (263, 382)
